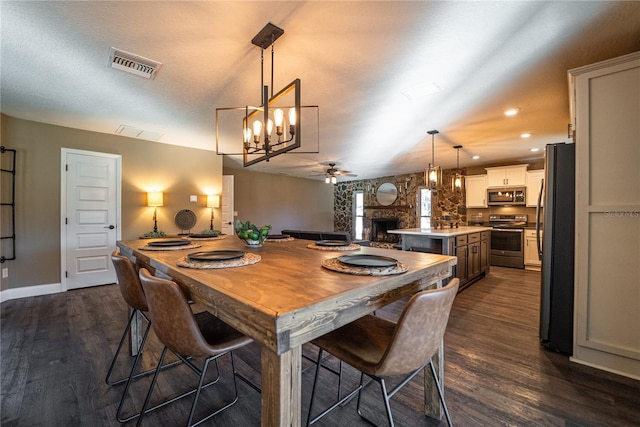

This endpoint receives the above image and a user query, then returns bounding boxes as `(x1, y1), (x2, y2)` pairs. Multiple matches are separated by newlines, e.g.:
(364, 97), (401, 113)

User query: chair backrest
(138, 268), (215, 357)
(111, 250), (148, 312)
(374, 278), (459, 376)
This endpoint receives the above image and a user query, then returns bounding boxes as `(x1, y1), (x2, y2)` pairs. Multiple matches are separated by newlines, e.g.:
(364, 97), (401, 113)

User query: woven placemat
(265, 237), (295, 242)
(140, 243), (202, 251)
(307, 243), (361, 251)
(183, 235), (227, 241)
(177, 253), (261, 269)
(321, 257), (407, 276)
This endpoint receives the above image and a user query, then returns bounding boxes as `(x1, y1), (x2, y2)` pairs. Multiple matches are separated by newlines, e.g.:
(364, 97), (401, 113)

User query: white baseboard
(0, 283), (62, 303)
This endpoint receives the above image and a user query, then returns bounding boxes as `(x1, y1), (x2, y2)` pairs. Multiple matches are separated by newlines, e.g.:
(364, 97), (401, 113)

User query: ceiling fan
(312, 163), (357, 184)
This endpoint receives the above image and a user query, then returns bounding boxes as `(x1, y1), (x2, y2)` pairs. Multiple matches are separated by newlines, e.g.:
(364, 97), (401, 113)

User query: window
(419, 188), (432, 228)
(354, 191), (364, 240)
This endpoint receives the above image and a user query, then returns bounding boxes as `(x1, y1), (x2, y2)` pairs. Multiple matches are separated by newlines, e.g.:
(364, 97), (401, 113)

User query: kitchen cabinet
(455, 231), (490, 286)
(390, 227), (491, 291)
(526, 170), (545, 207)
(524, 229), (541, 270)
(465, 174), (487, 208)
(486, 165), (527, 188)
(570, 51), (640, 378)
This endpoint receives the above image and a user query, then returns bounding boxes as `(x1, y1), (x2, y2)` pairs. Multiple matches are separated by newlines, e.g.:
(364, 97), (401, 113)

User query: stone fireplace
(370, 218), (400, 243)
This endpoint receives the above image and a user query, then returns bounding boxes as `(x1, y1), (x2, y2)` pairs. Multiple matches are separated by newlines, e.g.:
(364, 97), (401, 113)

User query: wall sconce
(147, 191), (164, 233)
(426, 130), (441, 190)
(206, 194), (220, 230)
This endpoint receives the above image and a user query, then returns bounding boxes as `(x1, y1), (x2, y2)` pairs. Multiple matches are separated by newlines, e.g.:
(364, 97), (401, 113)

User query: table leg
(423, 336), (444, 420)
(261, 345), (302, 427)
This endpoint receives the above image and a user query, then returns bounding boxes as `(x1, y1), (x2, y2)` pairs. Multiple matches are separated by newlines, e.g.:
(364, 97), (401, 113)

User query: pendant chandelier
(426, 130), (441, 190)
(241, 23), (301, 166)
(452, 145), (464, 194)
(216, 23), (302, 167)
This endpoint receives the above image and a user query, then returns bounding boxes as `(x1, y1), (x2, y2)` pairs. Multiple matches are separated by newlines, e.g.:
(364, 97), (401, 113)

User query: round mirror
(376, 182), (398, 206)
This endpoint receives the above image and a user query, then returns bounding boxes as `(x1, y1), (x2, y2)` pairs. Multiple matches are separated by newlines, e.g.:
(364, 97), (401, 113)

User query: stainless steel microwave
(487, 187), (526, 206)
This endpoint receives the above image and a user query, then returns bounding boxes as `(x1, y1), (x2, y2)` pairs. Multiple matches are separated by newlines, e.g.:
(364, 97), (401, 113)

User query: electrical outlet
(2, 268), (8, 279)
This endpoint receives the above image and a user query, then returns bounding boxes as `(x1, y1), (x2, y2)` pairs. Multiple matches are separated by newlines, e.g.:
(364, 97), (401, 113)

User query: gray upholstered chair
(306, 278), (459, 426)
(137, 268), (256, 427)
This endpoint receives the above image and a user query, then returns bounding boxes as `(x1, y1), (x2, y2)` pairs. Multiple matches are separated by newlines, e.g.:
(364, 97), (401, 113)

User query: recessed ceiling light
(530, 148), (540, 152)
(504, 108), (520, 117)
(472, 155), (480, 160)
(521, 133), (531, 138)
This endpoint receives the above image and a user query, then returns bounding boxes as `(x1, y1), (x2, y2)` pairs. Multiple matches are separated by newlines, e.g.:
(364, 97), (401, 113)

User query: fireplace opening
(371, 218), (400, 243)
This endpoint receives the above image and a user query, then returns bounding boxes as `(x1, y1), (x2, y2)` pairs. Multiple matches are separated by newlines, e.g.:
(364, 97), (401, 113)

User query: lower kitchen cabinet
(456, 231), (490, 288)
(524, 229), (542, 270)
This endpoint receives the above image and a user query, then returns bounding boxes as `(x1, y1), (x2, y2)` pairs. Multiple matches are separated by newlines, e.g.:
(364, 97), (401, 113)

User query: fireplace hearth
(371, 218), (400, 243)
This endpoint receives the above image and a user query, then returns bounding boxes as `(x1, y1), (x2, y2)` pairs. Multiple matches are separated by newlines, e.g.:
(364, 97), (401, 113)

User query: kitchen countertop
(388, 226), (493, 238)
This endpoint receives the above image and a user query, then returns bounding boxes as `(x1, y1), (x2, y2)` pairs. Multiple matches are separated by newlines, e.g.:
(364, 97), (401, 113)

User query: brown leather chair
(137, 268), (255, 427)
(108, 250), (188, 423)
(306, 278), (459, 426)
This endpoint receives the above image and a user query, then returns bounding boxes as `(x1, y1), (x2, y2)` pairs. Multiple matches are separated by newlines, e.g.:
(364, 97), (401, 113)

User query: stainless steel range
(489, 214), (527, 269)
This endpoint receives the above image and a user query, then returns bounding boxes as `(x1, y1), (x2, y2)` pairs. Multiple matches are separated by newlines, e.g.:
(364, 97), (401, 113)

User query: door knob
(104, 225), (115, 229)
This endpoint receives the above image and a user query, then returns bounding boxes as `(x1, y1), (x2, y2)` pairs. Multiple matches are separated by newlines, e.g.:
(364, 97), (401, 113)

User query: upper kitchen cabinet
(465, 174), (488, 208)
(485, 165), (528, 187)
(526, 170), (544, 207)
(570, 51), (640, 379)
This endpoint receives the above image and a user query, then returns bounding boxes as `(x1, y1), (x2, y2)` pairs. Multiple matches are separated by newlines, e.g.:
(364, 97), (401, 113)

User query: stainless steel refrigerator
(536, 142), (575, 355)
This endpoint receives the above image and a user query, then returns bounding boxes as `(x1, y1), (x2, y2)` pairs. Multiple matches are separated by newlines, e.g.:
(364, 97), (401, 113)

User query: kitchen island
(389, 226), (493, 289)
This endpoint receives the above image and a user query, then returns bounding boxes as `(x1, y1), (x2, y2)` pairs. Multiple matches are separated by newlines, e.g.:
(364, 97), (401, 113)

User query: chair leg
(356, 373), (396, 427)
(136, 346), (168, 427)
(116, 317), (152, 422)
(120, 349), (223, 423)
(428, 359), (453, 427)
(105, 308), (139, 385)
(188, 352), (241, 427)
(307, 350), (364, 426)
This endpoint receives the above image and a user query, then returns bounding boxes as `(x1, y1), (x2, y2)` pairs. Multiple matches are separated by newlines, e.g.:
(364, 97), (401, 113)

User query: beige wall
(0, 114), (223, 291)
(0, 115), (334, 292)
(223, 166), (334, 234)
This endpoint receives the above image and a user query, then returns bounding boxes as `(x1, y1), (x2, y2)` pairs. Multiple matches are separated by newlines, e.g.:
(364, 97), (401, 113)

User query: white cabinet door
(526, 170), (545, 207)
(485, 165), (528, 187)
(571, 51), (640, 378)
(524, 229), (541, 269)
(465, 175), (487, 208)
(505, 166), (527, 186)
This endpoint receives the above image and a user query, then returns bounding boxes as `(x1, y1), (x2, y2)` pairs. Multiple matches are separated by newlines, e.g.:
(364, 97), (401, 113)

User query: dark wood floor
(2, 267), (639, 426)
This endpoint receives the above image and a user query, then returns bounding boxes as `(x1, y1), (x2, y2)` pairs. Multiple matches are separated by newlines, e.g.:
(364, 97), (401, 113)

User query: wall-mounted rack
(1, 146), (17, 263)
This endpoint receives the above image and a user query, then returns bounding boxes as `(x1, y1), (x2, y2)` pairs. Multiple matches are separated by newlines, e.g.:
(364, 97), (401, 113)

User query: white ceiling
(2, 1), (639, 181)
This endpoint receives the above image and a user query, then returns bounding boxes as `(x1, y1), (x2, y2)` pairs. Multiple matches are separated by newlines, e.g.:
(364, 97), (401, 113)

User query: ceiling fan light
(331, 176), (337, 184)
(325, 176), (330, 184)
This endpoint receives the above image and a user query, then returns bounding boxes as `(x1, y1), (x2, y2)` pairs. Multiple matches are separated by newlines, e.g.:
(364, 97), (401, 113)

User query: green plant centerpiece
(200, 229), (221, 236)
(143, 230), (166, 238)
(235, 220), (271, 247)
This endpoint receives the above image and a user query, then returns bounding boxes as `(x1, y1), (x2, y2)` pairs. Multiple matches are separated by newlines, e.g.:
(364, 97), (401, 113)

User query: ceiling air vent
(108, 47), (162, 79)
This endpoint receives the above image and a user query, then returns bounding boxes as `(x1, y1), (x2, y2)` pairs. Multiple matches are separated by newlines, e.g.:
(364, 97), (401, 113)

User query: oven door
(490, 228), (524, 268)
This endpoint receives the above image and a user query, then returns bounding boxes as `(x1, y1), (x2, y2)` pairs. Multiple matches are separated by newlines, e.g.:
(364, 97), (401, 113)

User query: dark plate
(315, 240), (350, 247)
(189, 233), (220, 238)
(267, 234), (290, 239)
(337, 254), (398, 268)
(147, 240), (190, 247)
(187, 250), (245, 262)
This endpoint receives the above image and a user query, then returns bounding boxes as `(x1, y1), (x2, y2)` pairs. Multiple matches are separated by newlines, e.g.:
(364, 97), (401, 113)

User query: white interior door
(221, 175), (235, 235)
(62, 149), (121, 290)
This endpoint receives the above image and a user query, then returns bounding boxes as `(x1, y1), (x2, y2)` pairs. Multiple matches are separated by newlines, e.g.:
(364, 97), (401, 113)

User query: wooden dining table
(116, 237), (456, 426)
